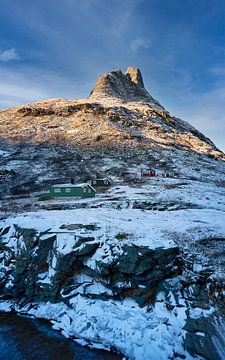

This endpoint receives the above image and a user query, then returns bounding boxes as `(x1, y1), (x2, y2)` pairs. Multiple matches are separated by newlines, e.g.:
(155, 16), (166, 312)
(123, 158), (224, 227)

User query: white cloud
(0, 48), (20, 62)
(130, 38), (150, 52)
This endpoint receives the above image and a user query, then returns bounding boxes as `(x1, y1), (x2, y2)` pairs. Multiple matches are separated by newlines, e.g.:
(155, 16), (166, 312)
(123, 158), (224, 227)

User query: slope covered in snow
(0, 173), (225, 359)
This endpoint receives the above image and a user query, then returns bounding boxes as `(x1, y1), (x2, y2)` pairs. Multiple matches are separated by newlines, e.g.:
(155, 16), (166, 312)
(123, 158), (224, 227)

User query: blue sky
(0, 0), (225, 151)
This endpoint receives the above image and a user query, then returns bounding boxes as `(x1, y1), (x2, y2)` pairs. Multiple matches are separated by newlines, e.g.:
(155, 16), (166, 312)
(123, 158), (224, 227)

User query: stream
(0, 312), (122, 360)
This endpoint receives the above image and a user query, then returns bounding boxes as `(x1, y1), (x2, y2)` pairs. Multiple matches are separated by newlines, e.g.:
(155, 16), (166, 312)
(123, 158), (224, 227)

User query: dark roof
(94, 178), (110, 181)
(50, 183), (96, 191)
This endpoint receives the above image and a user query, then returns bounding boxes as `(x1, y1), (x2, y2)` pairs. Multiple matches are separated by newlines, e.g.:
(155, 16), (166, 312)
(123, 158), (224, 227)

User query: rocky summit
(89, 66), (151, 101)
(0, 67), (224, 159)
(0, 67), (225, 360)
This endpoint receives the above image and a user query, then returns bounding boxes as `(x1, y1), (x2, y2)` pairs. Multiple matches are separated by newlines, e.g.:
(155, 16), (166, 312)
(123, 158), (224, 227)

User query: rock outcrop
(1, 219), (225, 359)
(0, 224), (180, 306)
(89, 67), (161, 104)
(125, 67), (145, 87)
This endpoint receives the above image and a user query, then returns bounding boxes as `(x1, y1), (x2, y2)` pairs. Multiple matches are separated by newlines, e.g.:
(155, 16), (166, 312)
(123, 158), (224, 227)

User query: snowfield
(2, 205), (225, 252)
(0, 178), (225, 359)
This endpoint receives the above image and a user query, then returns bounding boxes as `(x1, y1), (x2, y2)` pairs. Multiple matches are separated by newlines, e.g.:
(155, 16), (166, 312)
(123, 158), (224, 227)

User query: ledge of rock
(0, 225), (180, 306)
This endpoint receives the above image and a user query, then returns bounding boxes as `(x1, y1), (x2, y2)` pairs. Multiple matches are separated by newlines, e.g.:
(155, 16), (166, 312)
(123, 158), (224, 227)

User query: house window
(104, 180), (108, 184)
(83, 188), (86, 193)
(88, 188), (91, 193)
(65, 188), (71, 193)
(54, 188), (61, 193)
(93, 180), (96, 185)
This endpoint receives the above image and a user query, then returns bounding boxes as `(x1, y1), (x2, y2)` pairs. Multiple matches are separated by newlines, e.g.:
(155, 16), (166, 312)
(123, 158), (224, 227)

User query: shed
(161, 172), (171, 178)
(141, 169), (156, 177)
(44, 183), (96, 198)
(89, 178), (111, 188)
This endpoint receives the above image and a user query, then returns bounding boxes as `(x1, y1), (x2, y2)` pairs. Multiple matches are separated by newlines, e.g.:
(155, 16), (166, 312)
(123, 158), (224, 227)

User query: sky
(0, 0), (225, 151)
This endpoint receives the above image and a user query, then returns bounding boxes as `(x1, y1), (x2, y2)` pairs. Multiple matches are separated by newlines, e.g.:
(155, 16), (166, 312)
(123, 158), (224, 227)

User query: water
(0, 312), (122, 360)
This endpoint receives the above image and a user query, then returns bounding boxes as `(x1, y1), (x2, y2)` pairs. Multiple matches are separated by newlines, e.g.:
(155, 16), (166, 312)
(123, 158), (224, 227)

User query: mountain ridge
(0, 66), (224, 160)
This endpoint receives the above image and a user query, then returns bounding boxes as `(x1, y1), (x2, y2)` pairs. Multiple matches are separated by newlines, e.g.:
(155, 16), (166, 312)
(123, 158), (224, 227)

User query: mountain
(0, 67), (225, 360)
(0, 67), (224, 159)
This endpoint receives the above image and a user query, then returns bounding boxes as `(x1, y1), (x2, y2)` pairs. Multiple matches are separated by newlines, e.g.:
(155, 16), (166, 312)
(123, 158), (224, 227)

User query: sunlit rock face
(89, 66), (153, 102)
(125, 67), (145, 88)
(0, 66), (224, 161)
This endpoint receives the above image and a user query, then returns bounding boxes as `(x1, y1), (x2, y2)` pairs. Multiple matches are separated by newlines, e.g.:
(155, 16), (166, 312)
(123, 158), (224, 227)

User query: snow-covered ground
(0, 291), (216, 360)
(2, 203), (225, 252)
(1, 168), (225, 359)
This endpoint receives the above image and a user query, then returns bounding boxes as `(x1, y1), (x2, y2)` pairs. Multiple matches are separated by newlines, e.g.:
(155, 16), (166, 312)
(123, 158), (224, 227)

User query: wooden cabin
(141, 169), (156, 177)
(89, 178), (111, 188)
(44, 183), (96, 198)
(161, 172), (171, 178)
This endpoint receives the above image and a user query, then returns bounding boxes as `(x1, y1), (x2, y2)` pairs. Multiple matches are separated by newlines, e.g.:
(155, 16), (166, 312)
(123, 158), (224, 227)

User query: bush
(39, 194), (52, 201)
(115, 232), (129, 240)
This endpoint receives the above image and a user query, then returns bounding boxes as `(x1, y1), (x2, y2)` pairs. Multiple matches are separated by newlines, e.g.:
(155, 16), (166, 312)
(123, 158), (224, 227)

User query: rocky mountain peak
(125, 67), (145, 88)
(89, 66), (158, 104)
(0, 66), (224, 161)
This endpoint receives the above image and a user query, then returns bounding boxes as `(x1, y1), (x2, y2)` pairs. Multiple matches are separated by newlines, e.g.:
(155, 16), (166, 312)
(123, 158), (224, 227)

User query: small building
(44, 183), (96, 198)
(161, 172), (171, 178)
(89, 178), (111, 188)
(141, 169), (156, 177)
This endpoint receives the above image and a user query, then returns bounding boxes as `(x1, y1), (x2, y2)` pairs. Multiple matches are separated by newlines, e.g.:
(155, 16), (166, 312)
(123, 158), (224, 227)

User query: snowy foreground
(0, 293), (217, 360)
(0, 179), (225, 359)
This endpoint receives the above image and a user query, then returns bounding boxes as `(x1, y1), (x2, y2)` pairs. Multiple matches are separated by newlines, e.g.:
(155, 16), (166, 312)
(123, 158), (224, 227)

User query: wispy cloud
(0, 48), (20, 62)
(130, 38), (150, 52)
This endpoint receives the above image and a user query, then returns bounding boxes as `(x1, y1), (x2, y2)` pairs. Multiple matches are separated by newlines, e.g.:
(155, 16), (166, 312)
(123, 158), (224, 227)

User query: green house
(44, 183), (96, 198)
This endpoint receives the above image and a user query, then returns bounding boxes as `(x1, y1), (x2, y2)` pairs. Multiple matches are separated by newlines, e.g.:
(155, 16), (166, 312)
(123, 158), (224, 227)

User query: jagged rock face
(125, 66), (145, 87)
(1, 220), (225, 359)
(89, 67), (159, 103)
(0, 224), (180, 305)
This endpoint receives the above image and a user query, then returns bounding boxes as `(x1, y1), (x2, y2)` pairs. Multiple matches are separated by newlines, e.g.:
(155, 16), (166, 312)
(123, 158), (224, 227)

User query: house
(141, 169), (156, 177)
(161, 172), (171, 178)
(44, 183), (96, 198)
(89, 178), (111, 188)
